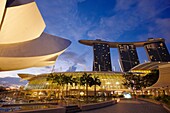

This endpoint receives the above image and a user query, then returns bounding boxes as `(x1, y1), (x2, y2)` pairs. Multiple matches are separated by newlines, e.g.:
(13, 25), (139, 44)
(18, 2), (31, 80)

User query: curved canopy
(149, 64), (170, 88)
(130, 62), (169, 71)
(18, 73), (35, 81)
(0, 53), (58, 71)
(0, 2), (45, 44)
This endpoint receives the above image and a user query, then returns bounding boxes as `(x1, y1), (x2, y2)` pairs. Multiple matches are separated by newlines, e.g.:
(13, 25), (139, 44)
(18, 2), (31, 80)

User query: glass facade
(25, 72), (126, 91)
(118, 44), (140, 72)
(144, 39), (170, 62)
(93, 43), (112, 71)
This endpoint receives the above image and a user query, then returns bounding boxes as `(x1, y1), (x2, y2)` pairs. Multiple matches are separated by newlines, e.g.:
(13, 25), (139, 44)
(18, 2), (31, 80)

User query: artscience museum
(0, 0), (71, 71)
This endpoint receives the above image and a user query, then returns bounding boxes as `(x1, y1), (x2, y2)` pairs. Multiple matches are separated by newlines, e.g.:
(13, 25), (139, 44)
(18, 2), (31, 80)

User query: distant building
(18, 71), (127, 97)
(144, 38), (170, 62)
(79, 38), (170, 72)
(93, 42), (112, 71)
(118, 44), (140, 72)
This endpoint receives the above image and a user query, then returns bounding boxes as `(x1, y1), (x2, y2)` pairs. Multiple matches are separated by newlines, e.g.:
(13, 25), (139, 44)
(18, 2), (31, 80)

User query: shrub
(154, 95), (170, 104)
(155, 96), (162, 101)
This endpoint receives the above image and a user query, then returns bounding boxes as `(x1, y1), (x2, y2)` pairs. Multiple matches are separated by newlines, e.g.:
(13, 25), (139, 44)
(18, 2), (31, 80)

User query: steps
(65, 105), (82, 113)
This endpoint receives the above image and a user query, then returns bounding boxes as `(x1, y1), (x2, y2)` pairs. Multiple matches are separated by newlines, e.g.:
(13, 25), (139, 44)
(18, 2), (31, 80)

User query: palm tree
(72, 77), (81, 98)
(80, 73), (93, 101)
(46, 73), (56, 98)
(64, 75), (73, 97)
(72, 77), (80, 89)
(90, 76), (101, 99)
(55, 73), (66, 98)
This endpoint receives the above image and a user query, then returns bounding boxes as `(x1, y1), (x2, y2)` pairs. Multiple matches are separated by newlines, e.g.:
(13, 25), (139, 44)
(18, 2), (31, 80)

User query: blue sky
(1, 0), (170, 77)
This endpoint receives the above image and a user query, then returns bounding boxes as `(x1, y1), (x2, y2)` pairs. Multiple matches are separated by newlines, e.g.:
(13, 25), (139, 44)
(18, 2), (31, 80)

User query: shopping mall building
(18, 71), (129, 98)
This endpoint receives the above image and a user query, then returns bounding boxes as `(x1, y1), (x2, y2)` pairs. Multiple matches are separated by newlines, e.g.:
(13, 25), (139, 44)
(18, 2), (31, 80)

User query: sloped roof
(18, 73), (35, 81)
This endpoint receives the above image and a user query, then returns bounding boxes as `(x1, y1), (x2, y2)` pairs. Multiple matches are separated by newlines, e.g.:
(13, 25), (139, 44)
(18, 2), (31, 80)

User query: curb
(138, 98), (170, 112)
(162, 104), (170, 113)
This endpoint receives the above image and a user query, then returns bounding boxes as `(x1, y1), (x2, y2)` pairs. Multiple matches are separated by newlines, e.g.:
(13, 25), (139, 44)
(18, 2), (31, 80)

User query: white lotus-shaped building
(0, 0), (71, 71)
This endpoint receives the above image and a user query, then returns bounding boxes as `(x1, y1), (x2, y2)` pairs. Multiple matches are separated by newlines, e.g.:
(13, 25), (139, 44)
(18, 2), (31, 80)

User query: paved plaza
(79, 99), (169, 113)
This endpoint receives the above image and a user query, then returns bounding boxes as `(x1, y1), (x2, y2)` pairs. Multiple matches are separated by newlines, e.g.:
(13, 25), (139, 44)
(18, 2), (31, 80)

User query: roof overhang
(130, 62), (170, 71)
(147, 64), (170, 89)
(79, 38), (165, 48)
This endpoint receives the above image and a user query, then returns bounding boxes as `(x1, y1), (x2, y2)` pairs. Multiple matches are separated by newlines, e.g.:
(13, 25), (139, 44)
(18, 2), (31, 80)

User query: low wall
(80, 100), (117, 111)
(0, 103), (64, 113)
(1, 106), (66, 113)
(1, 102), (58, 107)
(10, 106), (65, 113)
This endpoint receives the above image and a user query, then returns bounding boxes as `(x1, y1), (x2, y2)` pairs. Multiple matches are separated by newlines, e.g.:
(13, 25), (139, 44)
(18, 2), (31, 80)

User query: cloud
(114, 0), (138, 11)
(54, 50), (92, 71)
(87, 0), (170, 41)
(60, 51), (88, 65)
(154, 18), (170, 43)
(77, 0), (87, 3)
(36, 0), (93, 41)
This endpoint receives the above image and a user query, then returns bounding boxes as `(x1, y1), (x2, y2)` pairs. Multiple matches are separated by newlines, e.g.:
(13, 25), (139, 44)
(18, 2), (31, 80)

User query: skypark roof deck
(79, 38), (165, 48)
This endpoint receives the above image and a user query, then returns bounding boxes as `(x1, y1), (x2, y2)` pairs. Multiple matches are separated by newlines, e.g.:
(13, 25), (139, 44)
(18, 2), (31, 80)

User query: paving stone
(79, 99), (169, 113)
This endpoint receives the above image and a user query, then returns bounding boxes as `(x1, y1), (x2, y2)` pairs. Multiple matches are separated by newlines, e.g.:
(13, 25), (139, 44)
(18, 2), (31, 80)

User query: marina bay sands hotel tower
(79, 38), (170, 72)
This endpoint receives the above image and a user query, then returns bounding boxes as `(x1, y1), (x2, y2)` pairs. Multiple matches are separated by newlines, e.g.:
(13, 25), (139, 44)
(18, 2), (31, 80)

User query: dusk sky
(1, 0), (170, 78)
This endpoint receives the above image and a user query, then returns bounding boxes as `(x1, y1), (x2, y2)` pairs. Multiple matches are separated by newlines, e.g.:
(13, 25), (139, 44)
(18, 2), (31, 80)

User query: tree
(80, 73), (93, 101)
(72, 77), (81, 98)
(89, 76), (101, 99)
(0, 86), (6, 92)
(63, 75), (73, 96)
(142, 69), (159, 87)
(123, 72), (143, 94)
(123, 70), (159, 95)
(55, 73), (66, 98)
(46, 73), (67, 98)
(46, 73), (56, 97)
(72, 77), (80, 89)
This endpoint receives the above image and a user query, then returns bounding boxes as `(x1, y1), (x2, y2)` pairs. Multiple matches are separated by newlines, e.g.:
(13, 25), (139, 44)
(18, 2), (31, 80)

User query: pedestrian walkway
(79, 99), (169, 113)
